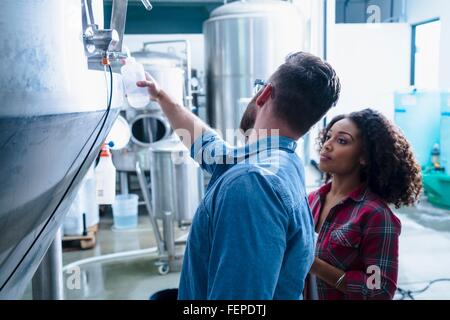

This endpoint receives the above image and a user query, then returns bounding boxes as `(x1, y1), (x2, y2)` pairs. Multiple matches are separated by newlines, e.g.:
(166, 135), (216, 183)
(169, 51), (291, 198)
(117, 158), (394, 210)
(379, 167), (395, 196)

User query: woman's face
(319, 118), (366, 176)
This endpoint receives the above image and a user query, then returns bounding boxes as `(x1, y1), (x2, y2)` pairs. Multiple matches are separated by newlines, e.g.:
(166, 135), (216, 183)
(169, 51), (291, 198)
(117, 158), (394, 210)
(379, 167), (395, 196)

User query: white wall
(292, 0), (327, 58)
(407, 0), (450, 89)
(327, 23), (411, 121)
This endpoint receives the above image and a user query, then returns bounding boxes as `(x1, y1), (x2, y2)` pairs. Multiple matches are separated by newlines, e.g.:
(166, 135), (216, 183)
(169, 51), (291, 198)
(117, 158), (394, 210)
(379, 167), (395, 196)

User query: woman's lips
(320, 154), (332, 161)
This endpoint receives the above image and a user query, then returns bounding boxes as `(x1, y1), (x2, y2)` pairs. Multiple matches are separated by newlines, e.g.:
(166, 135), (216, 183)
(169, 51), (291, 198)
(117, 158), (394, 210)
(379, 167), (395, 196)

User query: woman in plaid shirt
(306, 108), (422, 300)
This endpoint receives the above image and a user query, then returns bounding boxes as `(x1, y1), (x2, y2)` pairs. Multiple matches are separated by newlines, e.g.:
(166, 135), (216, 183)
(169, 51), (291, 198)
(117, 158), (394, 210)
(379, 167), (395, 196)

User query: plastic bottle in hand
(121, 57), (149, 108)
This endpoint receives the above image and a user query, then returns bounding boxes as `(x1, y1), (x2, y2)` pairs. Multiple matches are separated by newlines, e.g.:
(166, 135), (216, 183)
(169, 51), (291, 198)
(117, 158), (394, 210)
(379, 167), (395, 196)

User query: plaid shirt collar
(317, 182), (368, 204)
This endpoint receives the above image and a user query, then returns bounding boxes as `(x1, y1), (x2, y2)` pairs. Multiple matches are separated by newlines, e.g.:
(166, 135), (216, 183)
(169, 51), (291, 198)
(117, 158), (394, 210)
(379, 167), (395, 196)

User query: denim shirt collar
(231, 135), (298, 160)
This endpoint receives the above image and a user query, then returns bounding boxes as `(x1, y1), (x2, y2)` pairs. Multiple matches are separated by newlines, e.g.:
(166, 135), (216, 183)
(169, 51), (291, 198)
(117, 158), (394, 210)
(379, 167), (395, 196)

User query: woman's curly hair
(318, 108), (423, 208)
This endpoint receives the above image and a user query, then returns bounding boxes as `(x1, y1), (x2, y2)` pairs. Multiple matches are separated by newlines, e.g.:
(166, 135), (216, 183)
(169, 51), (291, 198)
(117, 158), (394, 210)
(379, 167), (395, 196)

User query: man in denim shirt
(138, 52), (341, 299)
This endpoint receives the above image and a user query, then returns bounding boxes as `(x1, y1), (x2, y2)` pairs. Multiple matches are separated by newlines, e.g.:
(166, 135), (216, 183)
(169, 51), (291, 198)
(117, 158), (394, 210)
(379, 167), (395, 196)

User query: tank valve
(82, 0), (152, 68)
(83, 27), (119, 56)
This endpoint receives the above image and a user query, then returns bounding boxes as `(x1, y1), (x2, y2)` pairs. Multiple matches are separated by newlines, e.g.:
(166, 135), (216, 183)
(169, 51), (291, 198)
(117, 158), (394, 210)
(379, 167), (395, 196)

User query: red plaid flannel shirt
(306, 182), (401, 300)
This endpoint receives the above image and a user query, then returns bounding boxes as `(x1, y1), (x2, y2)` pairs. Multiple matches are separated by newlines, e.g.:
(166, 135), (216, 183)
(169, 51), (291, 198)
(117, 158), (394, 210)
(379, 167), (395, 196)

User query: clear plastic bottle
(95, 144), (116, 205)
(121, 57), (149, 108)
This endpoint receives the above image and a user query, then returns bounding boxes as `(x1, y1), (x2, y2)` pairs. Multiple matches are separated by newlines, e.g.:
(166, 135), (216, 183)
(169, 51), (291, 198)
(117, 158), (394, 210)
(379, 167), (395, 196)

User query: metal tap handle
(86, 0), (96, 26)
(141, 0), (153, 11)
(82, 0), (152, 68)
(110, 0), (128, 53)
(82, 0), (128, 55)
(110, 1), (152, 51)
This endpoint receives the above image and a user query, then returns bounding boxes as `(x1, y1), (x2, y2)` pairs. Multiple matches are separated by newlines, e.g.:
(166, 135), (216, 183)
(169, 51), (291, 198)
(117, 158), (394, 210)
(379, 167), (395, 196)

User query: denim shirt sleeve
(207, 172), (290, 299)
(190, 130), (234, 175)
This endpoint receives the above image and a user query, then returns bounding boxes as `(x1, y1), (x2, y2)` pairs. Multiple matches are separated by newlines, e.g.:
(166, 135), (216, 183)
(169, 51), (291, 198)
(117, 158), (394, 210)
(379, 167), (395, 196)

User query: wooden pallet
(62, 224), (98, 250)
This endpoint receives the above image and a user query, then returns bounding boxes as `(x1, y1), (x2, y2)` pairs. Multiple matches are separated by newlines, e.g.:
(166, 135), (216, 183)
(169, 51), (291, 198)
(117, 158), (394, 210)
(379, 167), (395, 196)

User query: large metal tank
(204, 0), (305, 134)
(0, 0), (125, 299)
(111, 48), (186, 171)
(149, 136), (202, 222)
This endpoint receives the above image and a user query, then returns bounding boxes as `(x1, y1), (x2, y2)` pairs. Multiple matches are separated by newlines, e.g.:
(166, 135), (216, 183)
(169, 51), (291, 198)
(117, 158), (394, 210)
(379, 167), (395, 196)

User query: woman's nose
(323, 140), (332, 151)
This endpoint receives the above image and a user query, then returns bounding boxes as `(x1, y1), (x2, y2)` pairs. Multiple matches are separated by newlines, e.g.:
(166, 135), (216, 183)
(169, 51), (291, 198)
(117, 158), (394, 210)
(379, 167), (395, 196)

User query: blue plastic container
(394, 90), (442, 167)
(441, 92), (450, 174)
(112, 194), (139, 229)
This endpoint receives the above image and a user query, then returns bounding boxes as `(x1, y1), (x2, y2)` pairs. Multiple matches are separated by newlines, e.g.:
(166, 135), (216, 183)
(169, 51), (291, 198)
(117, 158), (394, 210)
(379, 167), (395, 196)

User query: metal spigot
(82, 0), (153, 68)
(83, 26), (120, 54)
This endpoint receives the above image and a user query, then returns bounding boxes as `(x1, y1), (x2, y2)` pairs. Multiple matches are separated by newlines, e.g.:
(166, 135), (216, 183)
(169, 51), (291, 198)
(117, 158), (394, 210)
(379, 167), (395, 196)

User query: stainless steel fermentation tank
(0, 0), (150, 299)
(135, 136), (203, 274)
(150, 137), (202, 222)
(204, 0), (305, 135)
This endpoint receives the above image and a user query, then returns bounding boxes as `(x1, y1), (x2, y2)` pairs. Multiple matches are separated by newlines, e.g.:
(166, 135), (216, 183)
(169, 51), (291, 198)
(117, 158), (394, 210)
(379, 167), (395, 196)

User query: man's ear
(255, 84), (273, 108)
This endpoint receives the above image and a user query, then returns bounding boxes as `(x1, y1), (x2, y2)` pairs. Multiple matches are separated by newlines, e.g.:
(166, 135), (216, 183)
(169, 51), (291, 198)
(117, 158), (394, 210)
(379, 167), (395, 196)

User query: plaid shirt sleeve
(345, 207), (401, 300)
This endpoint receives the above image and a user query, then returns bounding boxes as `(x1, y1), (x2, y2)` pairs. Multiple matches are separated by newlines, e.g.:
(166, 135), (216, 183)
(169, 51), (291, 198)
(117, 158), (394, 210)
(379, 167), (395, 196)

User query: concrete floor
(395, 200), (450, 300)
(21, 193), (450, 300)
(22, 210), (186, 300)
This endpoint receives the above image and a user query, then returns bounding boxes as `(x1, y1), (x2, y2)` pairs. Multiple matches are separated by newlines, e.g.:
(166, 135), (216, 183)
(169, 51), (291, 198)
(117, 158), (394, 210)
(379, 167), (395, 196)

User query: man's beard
(239, 100), (257, 133)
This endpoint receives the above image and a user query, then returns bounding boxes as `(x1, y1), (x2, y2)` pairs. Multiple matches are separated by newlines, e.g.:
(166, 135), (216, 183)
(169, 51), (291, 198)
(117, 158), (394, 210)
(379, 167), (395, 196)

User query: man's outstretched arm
(137, 72), (210, 149)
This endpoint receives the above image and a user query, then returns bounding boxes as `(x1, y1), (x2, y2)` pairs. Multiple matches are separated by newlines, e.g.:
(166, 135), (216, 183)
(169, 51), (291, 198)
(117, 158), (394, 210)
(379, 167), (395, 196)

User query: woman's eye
(337, 138), (347, 145)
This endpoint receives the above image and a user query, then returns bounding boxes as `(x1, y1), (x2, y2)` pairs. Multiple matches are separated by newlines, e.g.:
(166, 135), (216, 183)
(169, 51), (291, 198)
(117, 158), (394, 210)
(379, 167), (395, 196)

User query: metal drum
(204, 0), (305, 134)
(112, 109), (171, 171)
(149, 136), (202, 222)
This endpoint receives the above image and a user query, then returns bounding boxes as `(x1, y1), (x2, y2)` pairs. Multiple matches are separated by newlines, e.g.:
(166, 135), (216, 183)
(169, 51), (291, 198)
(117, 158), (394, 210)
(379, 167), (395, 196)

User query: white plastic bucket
(63, 163), (98, 236)
(112, 194), (139, 229)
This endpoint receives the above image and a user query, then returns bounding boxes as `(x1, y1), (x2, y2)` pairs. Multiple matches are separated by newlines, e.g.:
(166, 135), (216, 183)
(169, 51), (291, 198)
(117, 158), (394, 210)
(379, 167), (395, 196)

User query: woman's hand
(309, 257), (320, 275)
(310, 257), (347, 293)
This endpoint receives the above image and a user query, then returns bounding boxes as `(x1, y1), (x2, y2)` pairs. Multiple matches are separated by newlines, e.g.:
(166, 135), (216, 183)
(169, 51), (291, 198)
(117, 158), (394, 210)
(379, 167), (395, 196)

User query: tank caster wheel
(158, 264), (170, 275)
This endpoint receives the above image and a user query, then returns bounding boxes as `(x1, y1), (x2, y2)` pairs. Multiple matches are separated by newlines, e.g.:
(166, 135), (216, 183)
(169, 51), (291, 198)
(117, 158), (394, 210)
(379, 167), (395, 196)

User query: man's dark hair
(269, 52), (341, 135)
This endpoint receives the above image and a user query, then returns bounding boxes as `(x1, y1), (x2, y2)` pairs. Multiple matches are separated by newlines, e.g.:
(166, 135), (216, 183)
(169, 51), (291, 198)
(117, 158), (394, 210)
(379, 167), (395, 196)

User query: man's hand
(136, 72), (161, 101)
(134, 71), (210, 150)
